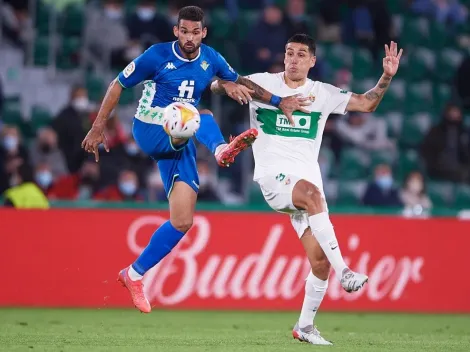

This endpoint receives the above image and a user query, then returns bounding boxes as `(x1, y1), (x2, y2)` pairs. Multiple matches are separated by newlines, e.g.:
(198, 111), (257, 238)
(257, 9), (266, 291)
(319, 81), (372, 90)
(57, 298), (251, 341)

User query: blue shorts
(132, 118), (199, 197)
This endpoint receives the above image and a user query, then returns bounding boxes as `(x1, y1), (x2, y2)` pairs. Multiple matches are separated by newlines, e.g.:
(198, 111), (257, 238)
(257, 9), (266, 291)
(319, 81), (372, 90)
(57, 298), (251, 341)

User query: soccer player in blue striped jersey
(81, 6), (309, 313)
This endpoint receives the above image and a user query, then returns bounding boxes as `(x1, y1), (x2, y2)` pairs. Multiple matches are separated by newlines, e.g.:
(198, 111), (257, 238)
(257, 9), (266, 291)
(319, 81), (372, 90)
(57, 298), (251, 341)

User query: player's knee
(304, 185), (324, 213)
(311, 256), (331, 280)
(171, 217), (193, 233)
(199, 109), (213, 116)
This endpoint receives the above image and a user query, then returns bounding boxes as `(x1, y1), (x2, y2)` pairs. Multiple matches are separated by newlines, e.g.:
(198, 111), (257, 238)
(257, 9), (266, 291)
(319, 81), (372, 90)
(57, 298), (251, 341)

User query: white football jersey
(247, 72), (352, 187)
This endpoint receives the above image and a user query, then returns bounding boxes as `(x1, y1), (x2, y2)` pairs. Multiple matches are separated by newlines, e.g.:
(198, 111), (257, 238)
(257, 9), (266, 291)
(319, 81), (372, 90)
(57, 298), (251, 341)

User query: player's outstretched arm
(81, 78), (122, 162)
(211, 77), (310, 126)
(346, 41), (403, 113)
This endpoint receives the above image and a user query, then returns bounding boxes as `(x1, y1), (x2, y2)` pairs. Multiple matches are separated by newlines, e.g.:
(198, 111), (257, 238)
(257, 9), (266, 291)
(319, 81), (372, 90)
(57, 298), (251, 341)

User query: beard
(179, 40), (199, 55)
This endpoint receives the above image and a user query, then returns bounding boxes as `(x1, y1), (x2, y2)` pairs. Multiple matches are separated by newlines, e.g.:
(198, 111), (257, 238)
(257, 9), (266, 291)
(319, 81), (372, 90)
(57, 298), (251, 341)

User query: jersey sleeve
(244, 72), (267, 87)
(117, 46), (158, 89)
(214, 52), (239, 82)
(321, 83), (352, 115)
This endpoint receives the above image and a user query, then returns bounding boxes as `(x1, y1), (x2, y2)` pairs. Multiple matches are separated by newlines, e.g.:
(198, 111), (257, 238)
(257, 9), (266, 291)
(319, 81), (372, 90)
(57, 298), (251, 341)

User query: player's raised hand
(383, 41), (403, 78)
(222, 81), (255, 105)
(279, 94), (311, 126)
(81, 126), (109, 162)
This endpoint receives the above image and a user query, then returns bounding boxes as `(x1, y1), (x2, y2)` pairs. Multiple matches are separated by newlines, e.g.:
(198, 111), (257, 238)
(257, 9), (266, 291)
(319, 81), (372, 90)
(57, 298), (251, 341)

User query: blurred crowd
(1, 0), (470, 211)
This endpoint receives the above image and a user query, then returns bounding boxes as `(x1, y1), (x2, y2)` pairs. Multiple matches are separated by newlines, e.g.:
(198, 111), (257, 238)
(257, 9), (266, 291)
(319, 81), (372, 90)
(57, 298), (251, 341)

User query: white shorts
(256, 174), (328, 239)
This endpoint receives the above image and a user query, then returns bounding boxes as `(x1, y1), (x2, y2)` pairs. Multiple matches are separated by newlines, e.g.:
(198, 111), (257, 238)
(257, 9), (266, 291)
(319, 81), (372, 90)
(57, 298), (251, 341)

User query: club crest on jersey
(123, 62), (135, 78)
(200, 61), (210, 71)
(308, 93), (316, 102)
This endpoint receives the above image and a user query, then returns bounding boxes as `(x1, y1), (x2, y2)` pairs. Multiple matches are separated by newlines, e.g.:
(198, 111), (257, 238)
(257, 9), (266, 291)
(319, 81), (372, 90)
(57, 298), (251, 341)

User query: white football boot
(292, 323), (333, 345)
(340, 268), (369, 293)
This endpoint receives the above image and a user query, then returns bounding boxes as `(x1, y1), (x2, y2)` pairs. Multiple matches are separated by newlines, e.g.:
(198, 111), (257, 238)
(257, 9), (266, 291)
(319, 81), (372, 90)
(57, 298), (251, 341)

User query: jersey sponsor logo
(123, 62), (135, 78)
(165, 62), (177, 70)
(200, 61), (210, 71)
(256, 108), (321, 139)
(340, 90), (348, 94)
(175, 80), (196, 103)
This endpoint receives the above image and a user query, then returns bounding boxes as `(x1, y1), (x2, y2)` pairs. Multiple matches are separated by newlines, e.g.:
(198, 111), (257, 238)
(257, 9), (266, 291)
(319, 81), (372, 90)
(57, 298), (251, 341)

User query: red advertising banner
(1, 209), (469, 312)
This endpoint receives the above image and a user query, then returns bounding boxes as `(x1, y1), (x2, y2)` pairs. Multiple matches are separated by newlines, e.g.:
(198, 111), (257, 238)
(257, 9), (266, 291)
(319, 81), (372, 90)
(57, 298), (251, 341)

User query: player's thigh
(292, 179), (327, 214)
(299, 225), (331, 280)
(168, 181), (197, 233)
(257, 174), (302, 213)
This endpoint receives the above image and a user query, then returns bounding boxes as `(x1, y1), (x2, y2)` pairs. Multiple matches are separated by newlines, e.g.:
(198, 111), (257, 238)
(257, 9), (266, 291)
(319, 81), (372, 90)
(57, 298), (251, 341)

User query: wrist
(382, 73), (393, 80)
(270, 94), (282, 107)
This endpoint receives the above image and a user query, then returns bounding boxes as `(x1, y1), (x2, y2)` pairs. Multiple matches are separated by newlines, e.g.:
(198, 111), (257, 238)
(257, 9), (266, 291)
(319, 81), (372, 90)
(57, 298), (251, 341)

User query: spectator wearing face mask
(421, 102), (470, 183)
(0, 125), (30, 194)
(400, 171), (432, 216)
(122, 137), (154, 188)
(33, 162), (55, 195)
(127, 0), (173, 54)
(94, 169), (143, 202)
(362, 164), (402, 207)
(52, 85), (91, 173)
(48, 159), (101, 200)
(196, 159), (220, 202)
(30, 127), (67, 179)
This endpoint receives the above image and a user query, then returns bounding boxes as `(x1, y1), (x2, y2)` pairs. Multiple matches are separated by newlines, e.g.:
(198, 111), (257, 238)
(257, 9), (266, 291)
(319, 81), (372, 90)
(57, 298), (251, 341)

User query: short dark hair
(287, 34), (316, 55)
(178, 6), (205, 27)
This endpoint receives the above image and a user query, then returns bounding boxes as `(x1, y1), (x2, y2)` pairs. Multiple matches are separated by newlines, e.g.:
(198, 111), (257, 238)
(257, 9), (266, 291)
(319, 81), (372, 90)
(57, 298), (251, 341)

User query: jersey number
(178, 80), (195, 99)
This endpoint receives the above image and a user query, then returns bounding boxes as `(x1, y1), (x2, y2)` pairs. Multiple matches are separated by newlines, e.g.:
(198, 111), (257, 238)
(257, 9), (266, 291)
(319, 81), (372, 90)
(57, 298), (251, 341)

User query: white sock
(214, 143), (227, 155)
(308, 212), (348, 277)
(128, 265), (143, 281)
(298, 272), (328, 329)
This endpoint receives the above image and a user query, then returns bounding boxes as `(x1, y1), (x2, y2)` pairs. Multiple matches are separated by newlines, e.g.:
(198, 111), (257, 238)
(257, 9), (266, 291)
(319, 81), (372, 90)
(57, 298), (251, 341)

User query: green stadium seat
(30, 106), (53, 132)
(86, 75), (106, 103)
(454, 184), (470, 209)
(397, 149), (421, 180)
(119, 87), (135, 106)
(435, 49), (463, 83)
(35, 1), (51, 36)
(376, 79), (405, 114)
(427, 181), (455, 207)
(1, 100), (22, 126)
(399, 112), (432, 148)
(405, 48), (434, 82)
(338, 149), (370, 180)
(337, 181), (367, 206)
(61, 4), (84, 36)
(433, 83), (452, 116)
(383, 112), (403, 138)
(401, 16), (429, 47)
(428, 22), (450, 50)
(248, 182), (266, 205)
(352, 49), (373, 80)
(322, 44), (353, 73)
(210, 9), (232, 39)
(34, 36), (50, 67)
(371, 150), (396, 168)
(57, 36), (81, 70)
(236, 11), (259, 42)
(404, 82), (432, 114)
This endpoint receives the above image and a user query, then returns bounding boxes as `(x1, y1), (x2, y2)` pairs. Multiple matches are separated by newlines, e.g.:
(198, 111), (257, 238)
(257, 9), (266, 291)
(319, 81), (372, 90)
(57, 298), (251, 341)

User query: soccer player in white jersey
(211, 34), (403, 345)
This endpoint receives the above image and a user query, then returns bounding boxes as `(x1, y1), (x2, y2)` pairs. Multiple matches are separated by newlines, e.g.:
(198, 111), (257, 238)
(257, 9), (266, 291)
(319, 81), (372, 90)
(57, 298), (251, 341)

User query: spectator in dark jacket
(362, 164), (402, 207)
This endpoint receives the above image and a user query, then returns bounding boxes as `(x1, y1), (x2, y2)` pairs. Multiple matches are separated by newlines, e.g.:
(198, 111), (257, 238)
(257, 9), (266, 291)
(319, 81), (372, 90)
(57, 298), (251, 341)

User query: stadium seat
(435, 49), (463, 83)
(383, 111), (403, 138)
(376, 79), (405, 114)
(404, 82), (433, 114)
(428, 22), (450, 50)
(338, 148), (370, 180)
(236, 11), (259, 42)
(336, 181), (367, 206)
(401, 16), (429, 48)
(210, 9), (233, 39)
(399, 112), (432, 148)
(1, 97), (22, 126)
(57, 36), (81, 70)
(404, 47), (435, 82)
(352, 49), (374, 80)
(371, 150), (396, 168)
(119, 87), (135, 106)
(397, 149), (421, 180)
(454, 184), (470, 209)
(433, 83), (452, 116)
(35, 1), (51, 36)
(86, 75), (106, 103)
(61, 4), (84, 36)
(34, 36), (50, 67)
(427, 181), (455, 207)
(30, 106), (53, 132)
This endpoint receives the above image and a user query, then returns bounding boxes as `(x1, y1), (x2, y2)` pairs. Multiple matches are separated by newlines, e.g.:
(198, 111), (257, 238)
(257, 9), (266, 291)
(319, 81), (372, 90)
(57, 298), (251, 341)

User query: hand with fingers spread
(222, 81), (255, 105)
(278, 94), (311, 126)
(81, 125), (109, 162)
(383, 41), (403, 78)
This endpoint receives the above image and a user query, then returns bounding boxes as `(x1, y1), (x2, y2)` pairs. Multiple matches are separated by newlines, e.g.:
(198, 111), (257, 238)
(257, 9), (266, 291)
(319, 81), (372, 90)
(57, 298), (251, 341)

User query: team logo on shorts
(123, 62), (135, 78)
(200, 61), (210, 71)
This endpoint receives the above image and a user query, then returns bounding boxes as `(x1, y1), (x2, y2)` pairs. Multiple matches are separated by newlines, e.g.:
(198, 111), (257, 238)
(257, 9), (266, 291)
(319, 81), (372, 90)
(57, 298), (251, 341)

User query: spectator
(146, 165), (167, 201)
(243, 5), (290, 72)
(48, 159), (101, 200)
(362, 164), (402, 207)
(336, 112), (395, 152)
(33, 162), (55, 195)
(400, 171), (432, 215)
(52, 85), (91, 173)
(94, 169), (143, 201)
(454, 55), (470, 109)
(127, 0), (173, 53)
(284, 0), (311, 38)
(317, 0), (342, 43)
(84, 0), (130, 69)
(0, 125), (30, 194)
(410, 0), (468, 29)
(0, 0), (33, 50)
(30, 127), (68, 179)
(2, 163), (49, 209)
(197, 159), (220, 202)
(122, 136), (154, 187)
(420, 102), (470, 183)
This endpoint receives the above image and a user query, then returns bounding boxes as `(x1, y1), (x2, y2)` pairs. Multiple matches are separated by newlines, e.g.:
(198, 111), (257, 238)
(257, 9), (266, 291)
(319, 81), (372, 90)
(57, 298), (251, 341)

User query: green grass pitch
(0, 309), (469, 351)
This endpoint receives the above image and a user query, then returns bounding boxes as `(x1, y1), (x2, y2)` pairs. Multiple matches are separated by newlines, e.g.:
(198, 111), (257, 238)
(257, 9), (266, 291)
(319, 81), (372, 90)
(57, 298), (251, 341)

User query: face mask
(78, 186), (92, 200)
(125, 143), (139, 156)
(35, 170), (53, 188)
(81, 175), (96, 186)
(3, 135), (18, 151)
(408, 179), (423, 194)
(119, 181), (137, 196)
(136, 8), (156, 21)
(40, 143), (52, 153)
(104, 8), (123, 20)
(72, 97), (89, 112)
(376, 175), (393, 190)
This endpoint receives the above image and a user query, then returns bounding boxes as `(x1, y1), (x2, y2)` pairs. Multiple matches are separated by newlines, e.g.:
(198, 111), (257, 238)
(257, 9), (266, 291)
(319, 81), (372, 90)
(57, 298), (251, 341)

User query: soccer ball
(163, 102), (201, 139)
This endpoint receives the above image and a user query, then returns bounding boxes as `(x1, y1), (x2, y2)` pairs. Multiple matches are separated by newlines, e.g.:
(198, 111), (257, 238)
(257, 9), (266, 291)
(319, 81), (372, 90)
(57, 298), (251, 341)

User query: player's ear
(173, 25), (179, 38)
(202, 27), (207, 39)
(310, 55), (316, 68)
